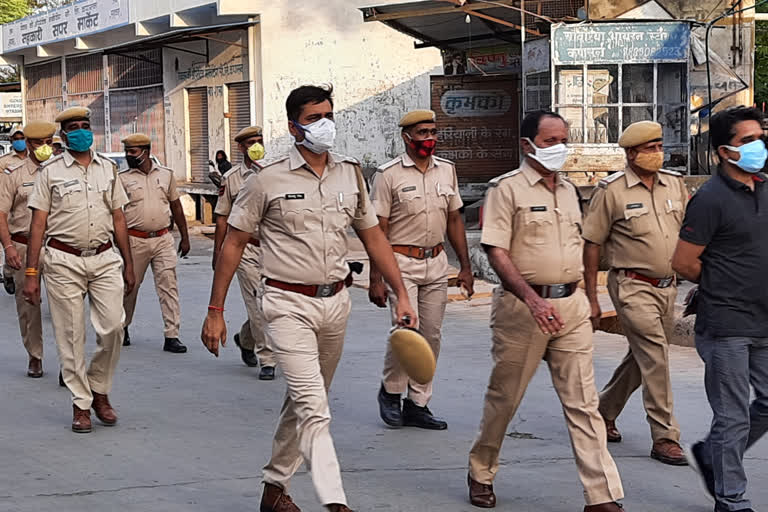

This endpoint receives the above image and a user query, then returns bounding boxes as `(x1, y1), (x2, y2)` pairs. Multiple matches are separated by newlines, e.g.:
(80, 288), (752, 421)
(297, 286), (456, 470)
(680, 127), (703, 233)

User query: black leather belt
(529, 282), (579, 299)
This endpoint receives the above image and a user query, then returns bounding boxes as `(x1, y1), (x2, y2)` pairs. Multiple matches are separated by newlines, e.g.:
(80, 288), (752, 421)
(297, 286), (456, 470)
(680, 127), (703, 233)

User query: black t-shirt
(679, 170), (768, 337)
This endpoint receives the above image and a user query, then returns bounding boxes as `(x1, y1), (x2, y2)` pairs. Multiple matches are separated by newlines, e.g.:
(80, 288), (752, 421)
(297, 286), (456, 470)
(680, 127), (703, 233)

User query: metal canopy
(88, 20), (258, 56)
(361, 0), (582, 50)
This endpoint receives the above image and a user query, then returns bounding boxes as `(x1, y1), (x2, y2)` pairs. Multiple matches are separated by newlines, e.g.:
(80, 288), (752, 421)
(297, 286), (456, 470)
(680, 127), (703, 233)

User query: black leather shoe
(402, 398), (447, 430)
(260, 366), (276, 380)
(687, 442), (715, 500)
(164, 338), (187, 353)
(234, 333), (259, 367)
(4, 275), (15, 295)
(378, 384), (403, 428)
(123, 327), (131, 346)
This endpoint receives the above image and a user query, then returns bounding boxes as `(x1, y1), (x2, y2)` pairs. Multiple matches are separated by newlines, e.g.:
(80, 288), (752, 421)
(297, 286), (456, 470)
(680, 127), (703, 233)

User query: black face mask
(126, 154), (144, 169)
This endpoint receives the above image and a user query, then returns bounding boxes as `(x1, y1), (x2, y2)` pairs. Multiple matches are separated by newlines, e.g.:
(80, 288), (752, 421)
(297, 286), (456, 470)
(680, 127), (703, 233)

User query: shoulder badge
(433, 155), (455, 165)
(488, 169), (521, 188)
(598, 171), (625, 189)
(659, 168), (683, 177)
(96, 152), (118, 166)
(222, 164), (240, 180)
(376, 156), (402, 173)
(40, 153), (64, 168)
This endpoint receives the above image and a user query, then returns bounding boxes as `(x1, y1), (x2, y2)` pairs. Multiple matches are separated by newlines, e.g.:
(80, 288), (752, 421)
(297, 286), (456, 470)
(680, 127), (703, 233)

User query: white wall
(254, 1), (442, 169)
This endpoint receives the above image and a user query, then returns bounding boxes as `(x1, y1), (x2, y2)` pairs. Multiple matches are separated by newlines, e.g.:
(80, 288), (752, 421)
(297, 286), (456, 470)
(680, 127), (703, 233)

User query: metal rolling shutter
(188, 87), (209, 183)
(227, 82), (251, 164)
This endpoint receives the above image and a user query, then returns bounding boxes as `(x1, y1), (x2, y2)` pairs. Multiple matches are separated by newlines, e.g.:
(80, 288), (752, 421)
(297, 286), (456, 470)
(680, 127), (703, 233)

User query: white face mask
(524, 137), (569, 172)
(294, 118), (336, 154)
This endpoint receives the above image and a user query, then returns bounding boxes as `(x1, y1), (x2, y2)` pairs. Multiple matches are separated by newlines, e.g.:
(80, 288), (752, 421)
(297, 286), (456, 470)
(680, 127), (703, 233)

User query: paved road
(0, 235), (765, 512)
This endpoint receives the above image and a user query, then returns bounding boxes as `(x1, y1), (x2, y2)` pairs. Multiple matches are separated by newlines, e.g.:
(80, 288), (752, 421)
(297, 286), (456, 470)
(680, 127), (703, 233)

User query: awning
(89, 20), (258, 59)
(360, 0), (581, 50)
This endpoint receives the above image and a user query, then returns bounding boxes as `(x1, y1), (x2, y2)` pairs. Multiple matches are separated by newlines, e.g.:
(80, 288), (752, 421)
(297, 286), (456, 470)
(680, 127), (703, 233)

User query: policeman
(201, 84), (416, 512)
(51, 135), (65, 156)
(120, 133), (190, 353)
(0, 120), (56, 378)
(370, 109), (474, 430)
(467, 111), (624, 511)
(22, 107), (135, 434)
(583, 121), (688, 466)
(212, 125), (275, 379)
(0, 125), (28, 171)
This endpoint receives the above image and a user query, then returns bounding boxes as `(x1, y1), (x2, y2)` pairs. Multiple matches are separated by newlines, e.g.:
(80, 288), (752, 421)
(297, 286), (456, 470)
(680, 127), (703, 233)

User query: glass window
(658, 105), (688, 144)
(558, 107), (584, 143)
(588, 106), (618, 143)
(622, 106), (655, 131)
(658, 63), (687, 105)
(587, 65), (618, 104)
(555, 66), (584, 105)
(622, 64), (654, 103)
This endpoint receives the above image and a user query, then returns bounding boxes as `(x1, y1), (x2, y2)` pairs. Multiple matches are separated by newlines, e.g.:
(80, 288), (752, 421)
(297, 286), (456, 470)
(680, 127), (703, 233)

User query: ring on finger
(547, 315), (555, 321)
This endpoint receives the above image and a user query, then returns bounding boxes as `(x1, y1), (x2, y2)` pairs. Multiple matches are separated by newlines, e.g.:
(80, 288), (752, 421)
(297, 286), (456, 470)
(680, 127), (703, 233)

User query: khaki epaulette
(659, 168), (683, 177)
(7, 160), (25, 173)
(488, 169), (521, 187)
(96, 152), (118, 166)
(222, 165), (240, 180)
(376, 156), (402, 173)
(261, 155), (290, 170)
(433, 155), (454, 165)
(598, 171), (625, 188)
(40, 154), (64, 168)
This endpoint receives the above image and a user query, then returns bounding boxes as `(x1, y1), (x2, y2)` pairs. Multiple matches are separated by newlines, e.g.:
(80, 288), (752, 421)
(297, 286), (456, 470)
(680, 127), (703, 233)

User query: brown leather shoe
(468, 474), (496, 508)
(651, 439), (688, 466)
(27, 357), (43, 378)
(584, 502), (624, 511)
(605, 419), (622, 443)
(260, 482), (300, 512)
(326, 505), (354, 512)
(91, 392), (117, 426)
(72, 405), (92, 433)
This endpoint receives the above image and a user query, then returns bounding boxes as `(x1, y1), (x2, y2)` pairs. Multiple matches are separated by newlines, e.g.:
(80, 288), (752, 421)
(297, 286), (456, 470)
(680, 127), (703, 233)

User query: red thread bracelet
(208, 305), (224, 312)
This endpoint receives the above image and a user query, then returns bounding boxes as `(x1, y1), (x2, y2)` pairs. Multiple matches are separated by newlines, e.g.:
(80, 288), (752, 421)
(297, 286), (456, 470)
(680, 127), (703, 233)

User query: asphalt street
(0, 234), (765, 512)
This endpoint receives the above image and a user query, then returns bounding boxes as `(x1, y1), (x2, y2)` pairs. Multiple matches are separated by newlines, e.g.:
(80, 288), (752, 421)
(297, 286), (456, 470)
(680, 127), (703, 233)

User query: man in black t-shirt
(672, 106), (768, 512)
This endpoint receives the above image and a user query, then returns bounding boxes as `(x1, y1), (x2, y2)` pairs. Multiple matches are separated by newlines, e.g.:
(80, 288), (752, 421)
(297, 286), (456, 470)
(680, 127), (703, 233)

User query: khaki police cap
(23, 121), (56, 139)
(52, 135), (63, 145)
(55, 107), (91, 124)
(388, 327), (436, 385)
(234, 125), (263, 143)
(399, 109), (436, 128)
(122, 133), (151, 147)
(618, 121), (662, 149)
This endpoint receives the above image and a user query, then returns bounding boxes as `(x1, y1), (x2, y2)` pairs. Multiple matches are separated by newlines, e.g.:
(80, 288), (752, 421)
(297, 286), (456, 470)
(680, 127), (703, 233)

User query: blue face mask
(12, 139), (26, 152)
(723, 139), (768, 174)
(64, 129), (94, 152)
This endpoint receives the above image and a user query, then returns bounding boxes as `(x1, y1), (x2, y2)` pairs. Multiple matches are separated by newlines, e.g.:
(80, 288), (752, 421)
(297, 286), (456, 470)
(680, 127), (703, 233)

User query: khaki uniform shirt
(0, 158), (41, 235)
(229, 145), (379, 284)
(0, 152), (27, 172)
(371, 153), (463, 247)
(215, 162), (262, 217)
(120, 163), (180, 232)
(582, 167), (688, 278)
(28, 151), (128, 251)
(481, 160), (584, 285)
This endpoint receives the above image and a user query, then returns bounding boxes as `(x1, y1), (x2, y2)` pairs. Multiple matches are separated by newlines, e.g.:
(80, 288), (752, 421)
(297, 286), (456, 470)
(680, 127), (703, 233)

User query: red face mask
(408, 138), (437, 158)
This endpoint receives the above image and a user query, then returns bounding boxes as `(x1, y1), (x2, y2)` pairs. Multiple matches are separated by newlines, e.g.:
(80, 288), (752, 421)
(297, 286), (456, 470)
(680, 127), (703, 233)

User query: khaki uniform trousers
(383, 251), (448, 406)
(469, 287), (624, 506)
(261, 286), (350, 506)
(123, 233), (180, 338)
(235, 244), (274, 366)
(10, 241), (44, 360)
(43, 246), (125, 410)
(599, 270), (681, 443)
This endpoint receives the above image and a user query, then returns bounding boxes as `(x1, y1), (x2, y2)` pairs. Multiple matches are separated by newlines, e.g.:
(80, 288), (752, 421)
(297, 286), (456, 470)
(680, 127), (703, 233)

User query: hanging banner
(2, 0), (130, 52)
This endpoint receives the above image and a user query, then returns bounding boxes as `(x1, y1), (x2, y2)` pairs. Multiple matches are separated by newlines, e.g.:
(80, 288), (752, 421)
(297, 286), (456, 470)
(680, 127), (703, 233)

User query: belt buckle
(316, 284), (334, 298)
(549, 284), (567, 299)
(80, 249), (97, 257)
(423, 248), (433, 258)
(148, 231), (158, 238)
(658, 277), (674, 288)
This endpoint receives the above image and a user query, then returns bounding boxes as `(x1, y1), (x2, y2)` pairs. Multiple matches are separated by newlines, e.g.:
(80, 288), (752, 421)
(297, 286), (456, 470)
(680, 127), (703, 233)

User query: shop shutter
(188, 87), (209, 183)
(227, 82), (251, 164)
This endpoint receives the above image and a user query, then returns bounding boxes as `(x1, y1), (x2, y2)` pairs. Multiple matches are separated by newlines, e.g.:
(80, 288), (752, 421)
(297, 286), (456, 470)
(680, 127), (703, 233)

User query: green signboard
(552, 22), (690, 65)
